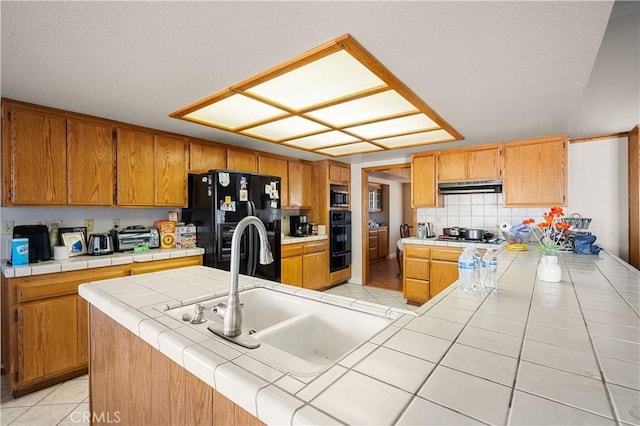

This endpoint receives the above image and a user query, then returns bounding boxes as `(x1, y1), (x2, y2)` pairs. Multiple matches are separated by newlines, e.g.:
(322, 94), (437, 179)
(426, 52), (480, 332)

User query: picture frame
(62, 232), (87, 256)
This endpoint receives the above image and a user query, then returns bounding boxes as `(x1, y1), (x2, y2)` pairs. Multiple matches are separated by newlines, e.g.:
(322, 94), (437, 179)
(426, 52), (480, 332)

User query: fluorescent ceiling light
(171, 34), (463, 157)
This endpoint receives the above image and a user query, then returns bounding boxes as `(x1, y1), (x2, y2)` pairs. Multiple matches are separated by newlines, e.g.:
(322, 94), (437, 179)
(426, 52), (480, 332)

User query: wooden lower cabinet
(402, 245), (430, 304)
(89, 306), (263, 426)
(368, 227), (389, 262)
(402, 245), (463, 305)
(280, 240), (329, 290)
(1, 254), (203, 397)
(430, 247), (463, 298)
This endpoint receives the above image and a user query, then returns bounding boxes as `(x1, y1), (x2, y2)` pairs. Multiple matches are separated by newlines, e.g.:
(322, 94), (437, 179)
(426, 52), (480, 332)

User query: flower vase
(537, 254), (561, 282)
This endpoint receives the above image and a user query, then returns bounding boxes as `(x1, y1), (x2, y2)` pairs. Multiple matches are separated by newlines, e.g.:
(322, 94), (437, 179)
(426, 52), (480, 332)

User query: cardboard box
(176, 225), (196, 249)
(155, 220), (176, 249)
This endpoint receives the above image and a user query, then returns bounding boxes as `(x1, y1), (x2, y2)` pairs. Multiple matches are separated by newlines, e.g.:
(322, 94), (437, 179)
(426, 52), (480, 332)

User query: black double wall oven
(329, 210), (352, 272)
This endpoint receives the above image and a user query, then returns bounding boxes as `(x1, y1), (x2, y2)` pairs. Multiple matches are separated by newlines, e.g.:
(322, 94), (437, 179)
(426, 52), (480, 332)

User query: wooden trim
(629, 125), (639, 269)
(570, 131), (629, 144)
(361, 168), (369, 285)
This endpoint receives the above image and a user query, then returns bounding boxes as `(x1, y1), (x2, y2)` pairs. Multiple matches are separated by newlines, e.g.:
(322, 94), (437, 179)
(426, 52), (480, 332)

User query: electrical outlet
(1, 220), (14, 235)
(48, 220), (62, 229)
(84, 219), (94, 233)
(113, 218), (120, 228)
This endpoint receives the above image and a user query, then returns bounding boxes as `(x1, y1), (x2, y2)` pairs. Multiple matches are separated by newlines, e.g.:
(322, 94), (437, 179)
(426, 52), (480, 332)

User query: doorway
(361, 163), (413, 290)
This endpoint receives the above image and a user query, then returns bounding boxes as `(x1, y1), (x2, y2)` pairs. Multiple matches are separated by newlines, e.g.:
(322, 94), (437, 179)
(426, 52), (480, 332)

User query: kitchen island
(79, 249), (639, 425)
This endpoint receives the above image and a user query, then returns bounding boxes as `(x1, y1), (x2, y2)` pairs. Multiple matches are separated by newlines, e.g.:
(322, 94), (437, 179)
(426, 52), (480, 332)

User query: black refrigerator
(184, 170), (281, 282)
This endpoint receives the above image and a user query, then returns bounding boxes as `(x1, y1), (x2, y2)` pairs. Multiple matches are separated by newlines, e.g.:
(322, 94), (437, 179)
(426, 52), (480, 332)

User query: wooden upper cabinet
(67, 118), (114, 205)
(288, 161), (311, 208)
(154, 134), (187, 207)
(189, 140), (226, 174)
(503, 135), (567, 206)
(116, 128), (155, 206)
(3, 105), (67, 205)
(258, 155), (289, 208)
(227, 148), (257, 173)
(437, 145), (501, 182)
(468, 146), (501, 180)
(329, 163), (350, 184)
(412, 153), (439, 207)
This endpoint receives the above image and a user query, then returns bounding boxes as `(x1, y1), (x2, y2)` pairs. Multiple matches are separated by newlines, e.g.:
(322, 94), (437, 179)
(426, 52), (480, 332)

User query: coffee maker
(289, 215), (309, 237)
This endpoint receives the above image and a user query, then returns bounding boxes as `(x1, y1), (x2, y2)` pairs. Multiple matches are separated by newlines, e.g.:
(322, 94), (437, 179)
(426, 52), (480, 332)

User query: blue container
(11, 238), (29, 265)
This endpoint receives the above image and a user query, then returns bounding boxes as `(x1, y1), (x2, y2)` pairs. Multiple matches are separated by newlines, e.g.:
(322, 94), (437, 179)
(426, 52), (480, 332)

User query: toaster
(109, 226), (160, 252)
(87, 233), (114, 256)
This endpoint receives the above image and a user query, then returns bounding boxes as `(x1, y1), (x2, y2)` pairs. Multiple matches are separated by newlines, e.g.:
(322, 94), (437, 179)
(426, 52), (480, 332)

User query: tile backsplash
(417, 193), (547, 235)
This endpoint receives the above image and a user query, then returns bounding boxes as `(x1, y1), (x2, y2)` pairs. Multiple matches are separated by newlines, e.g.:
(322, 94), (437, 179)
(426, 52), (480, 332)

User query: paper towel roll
(499, 222), (511, 232)
(54, 245), (70, 261)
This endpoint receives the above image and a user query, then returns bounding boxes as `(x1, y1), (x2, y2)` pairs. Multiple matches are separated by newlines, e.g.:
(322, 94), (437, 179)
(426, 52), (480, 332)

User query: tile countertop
(78, 250), (640, 426)
(402, 236), (505, 249)
(282, 234), (328, 245)
(1, 247), (205, 278)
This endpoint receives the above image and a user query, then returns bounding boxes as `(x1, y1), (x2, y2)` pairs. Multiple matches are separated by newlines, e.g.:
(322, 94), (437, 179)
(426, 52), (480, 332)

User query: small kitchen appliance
(12, 225), (51, 263)
(289, 215), (309, 237)
(110, 226), (160, 252)
(330, 190), (349, 207)
(87, 233), (114, 256)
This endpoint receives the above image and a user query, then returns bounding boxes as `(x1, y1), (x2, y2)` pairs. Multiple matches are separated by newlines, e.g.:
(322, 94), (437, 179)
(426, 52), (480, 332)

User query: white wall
(0, 206), (176, 259)
(566, 137), (629, 260)
(368, 176), (404, 258)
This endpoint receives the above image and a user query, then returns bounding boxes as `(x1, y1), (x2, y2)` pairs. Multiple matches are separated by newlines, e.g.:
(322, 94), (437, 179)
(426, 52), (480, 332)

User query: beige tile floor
(0, 284), (413, 425)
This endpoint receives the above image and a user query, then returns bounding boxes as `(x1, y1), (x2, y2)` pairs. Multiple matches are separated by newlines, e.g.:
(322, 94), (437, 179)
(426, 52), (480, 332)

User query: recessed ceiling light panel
(346, 113), (439, 139)
(316, 142), (383, 156)
(374, 129), (455, 148)
(242, 116), (329, 141)
(184, 94), (286, 129)
(306, 90), (418, 127)
(170, 34), (463, 157)
(247, 50), (385, 110)
(284, 131), (359, 150)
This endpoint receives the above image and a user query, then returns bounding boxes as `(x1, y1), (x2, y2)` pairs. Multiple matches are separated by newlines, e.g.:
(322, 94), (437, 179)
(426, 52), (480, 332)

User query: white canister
(53, 245), (70, 261)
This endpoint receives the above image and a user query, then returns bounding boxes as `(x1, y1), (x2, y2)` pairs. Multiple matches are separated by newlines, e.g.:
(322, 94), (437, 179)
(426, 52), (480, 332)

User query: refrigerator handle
(247, 201), (257, 276)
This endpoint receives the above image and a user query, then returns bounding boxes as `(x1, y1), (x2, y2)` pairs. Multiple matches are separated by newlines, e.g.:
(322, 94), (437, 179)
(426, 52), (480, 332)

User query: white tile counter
(282, 234), (328, 245)
(402, 236), (504, 250)
(1, 247), (204, 278)
(79, 249), (640, 425)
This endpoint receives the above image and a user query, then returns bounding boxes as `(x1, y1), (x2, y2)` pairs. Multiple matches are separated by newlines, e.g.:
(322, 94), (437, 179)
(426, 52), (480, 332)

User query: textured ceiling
(1, 1), (625, 164)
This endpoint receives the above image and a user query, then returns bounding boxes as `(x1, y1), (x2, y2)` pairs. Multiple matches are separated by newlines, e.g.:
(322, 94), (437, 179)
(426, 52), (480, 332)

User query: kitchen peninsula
(79, 249), (639, 425)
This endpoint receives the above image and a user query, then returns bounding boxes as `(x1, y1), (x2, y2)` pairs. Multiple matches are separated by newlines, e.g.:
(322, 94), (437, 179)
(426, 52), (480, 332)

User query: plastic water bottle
(458, 248), (475, 292)
(469, 247), (481, 289)
(481, 248), (498, 289)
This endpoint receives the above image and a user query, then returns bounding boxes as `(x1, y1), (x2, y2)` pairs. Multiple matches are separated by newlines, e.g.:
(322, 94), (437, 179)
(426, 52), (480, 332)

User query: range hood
(438, 179), (503, 194)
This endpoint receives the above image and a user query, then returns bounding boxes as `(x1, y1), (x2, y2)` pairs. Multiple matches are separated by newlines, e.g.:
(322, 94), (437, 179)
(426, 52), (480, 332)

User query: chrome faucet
(207, 215), (273, 349)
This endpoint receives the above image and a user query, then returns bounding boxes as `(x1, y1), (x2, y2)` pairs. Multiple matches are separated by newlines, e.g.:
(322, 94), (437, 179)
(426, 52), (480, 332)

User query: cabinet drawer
(405, 258), (429, 280)
(303, 241), (327, 255)
(431, 247), (463, 262)
(282, 243), (303, 258)
(404, 278), (429, 301)
(405, 245), (430, 259)
(16, 267), (128, 302)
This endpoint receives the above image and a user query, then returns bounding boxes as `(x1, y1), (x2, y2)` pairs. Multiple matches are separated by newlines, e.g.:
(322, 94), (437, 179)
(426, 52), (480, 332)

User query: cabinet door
(377, 228), (388, 259)
(116, 128), (155, 206)
(437, 151), (467, 182)
(329, 164), (350, 184)
(288, 162), (311, 208)
(430, 260), (459, 298)
(227, 148), (257, 173)
(467, 146), (501, 180)
(302, 251), (328, 290)
(259, 156), (289, 208)
(67, 119), (114, 206)
(77, 295), (89, 365)
(18, 295), (78, 385)
(189, 141), (226, 174)
(411, 153), (438, 207)
(503, 136), (567, 206)
(6, 106), (67, 205)
(281, 256), (302, 287)
(155, 134), (187, 207)
(368, 231), (378, 260)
